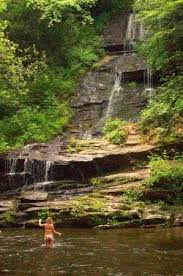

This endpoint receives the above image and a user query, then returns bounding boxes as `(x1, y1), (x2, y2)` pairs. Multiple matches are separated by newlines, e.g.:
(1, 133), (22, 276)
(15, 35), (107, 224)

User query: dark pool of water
(0, 227), (182, 275)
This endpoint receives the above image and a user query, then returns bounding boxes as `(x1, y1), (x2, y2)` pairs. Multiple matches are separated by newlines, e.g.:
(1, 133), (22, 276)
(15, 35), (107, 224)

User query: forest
(0, 2), (183, 273)
(0, 0), (182, 151)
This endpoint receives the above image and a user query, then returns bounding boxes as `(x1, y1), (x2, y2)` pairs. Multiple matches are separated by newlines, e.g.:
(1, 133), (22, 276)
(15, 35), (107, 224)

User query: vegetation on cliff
(0, 0), (135, 152)
(102, 119), (128, 145)
(134, 0), (183, 144)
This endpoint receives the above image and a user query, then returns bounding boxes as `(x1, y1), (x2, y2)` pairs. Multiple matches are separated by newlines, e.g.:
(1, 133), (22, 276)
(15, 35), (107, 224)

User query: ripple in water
(0, 228), (183, 275)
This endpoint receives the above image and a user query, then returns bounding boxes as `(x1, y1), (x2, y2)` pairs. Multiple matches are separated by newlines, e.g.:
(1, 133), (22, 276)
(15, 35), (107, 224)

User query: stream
(0, 227), (182, 275)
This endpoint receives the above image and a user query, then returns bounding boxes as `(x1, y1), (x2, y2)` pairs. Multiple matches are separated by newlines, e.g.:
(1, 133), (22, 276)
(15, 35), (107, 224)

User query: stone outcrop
(0, 139), (155, 192)
(0, 162), (181, 229)
(103, 12), (129, 50)
(71, 54), (153, 136)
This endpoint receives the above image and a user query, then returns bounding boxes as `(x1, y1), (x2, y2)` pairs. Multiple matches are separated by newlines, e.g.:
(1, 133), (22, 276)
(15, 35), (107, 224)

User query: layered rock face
(70, 13), (155, 138)
(0, 12), (156, 192)
(2, 13), (179, 230)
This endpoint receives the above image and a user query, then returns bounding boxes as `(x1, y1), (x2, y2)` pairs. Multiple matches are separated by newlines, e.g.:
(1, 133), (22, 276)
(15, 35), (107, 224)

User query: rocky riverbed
(0, 133), (182, 229)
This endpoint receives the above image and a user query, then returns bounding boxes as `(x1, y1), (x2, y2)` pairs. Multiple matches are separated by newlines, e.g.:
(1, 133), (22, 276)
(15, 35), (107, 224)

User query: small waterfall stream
(106, 70), (123, 118)
(144, 66), (154, 93)
(124, 13), (136, 53)
(44, 161), (53, 182)
(9, 159), (18, 175)
(81, 13), (152, 139)
(124, 13), (145, 53)
(82, 69), (123, 138)
(0, 157), (56, 192)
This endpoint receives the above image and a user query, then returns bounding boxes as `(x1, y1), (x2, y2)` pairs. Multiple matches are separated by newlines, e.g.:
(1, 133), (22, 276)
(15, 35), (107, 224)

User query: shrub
(102, 118), (128, 145)
(147, 156), (183, 190)
(123, 189), (140, 203)
(105, 129), (127, 145)
(89, 177), (105, 186)
(140, 76), (183, 144)
(0, 104), (72, 149)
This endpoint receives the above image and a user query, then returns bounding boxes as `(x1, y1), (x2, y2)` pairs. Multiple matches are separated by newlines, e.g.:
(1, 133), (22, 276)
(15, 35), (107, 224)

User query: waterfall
(106, 70), (122, 118)
(24, 159), (29, 173)
(144, 67), (154, 92)
(22, 159), (31, 174)
(9, 159), (17, 175)
(45, 161), (53, 182)
(124, 13), (145, 53)
(147, 67), (152, 89)
(124, 14), (136, 53)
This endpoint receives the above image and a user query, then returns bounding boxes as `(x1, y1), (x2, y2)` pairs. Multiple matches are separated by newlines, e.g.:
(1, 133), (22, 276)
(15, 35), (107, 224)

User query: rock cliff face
(1, 13), (176, 230)
(0, 12), (156, 191)
(70, 13), (154, 138)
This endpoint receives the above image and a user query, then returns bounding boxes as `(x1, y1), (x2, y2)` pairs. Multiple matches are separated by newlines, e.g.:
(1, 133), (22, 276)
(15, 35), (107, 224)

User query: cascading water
(45, 161), (53, 182)
(124, 14), (136, 53)
(144, 67), (154, 94)
(106, 70), (123, 118)
(22, 159), (32, 174)
(147, 67), (152, 89)
(9, 159), (17, 175)
(0, 156), (56, 192)
(124, 13), (145, 54)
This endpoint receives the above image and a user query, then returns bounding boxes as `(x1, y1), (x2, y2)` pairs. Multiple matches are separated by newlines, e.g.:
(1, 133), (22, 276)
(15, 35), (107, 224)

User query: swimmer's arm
(38, 219), (45, 227)
(52, 225), (62, 236)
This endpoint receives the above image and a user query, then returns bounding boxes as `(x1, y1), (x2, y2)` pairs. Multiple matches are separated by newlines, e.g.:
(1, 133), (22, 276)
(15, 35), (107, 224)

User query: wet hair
(46, 217), (53, 224)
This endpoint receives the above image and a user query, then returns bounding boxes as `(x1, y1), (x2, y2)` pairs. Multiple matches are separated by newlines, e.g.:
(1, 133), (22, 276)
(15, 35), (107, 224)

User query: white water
(124, 13), (145, 53)
(45, 161), (53, 182)
(106, 71), (122, 118)
(147, 67), (152, 88)
(9, 159), (17, 175)
(124, 14), (135, 53)
(22, 159), (32, 174)
(144, 67), (154, 93)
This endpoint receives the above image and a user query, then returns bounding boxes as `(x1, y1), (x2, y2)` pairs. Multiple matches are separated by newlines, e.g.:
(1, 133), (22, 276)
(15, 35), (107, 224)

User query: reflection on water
(0, 228), (182, 275)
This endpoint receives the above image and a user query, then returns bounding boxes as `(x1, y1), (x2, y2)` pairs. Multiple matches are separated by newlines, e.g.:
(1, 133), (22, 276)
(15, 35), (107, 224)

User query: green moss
(122, 189), (141, 204)
(89, 177), (105, 186)
(128, 81), (138, 88)
(65, 194), (107, 217)
(0, 211), (16, 223)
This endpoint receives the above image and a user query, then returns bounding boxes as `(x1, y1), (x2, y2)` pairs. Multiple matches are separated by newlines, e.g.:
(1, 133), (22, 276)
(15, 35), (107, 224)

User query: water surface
(0, 227), (182, 275)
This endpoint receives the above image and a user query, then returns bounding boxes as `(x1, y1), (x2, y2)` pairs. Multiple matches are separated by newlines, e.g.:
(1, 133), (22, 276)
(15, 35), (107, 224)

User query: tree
(134, 0), (183, 74)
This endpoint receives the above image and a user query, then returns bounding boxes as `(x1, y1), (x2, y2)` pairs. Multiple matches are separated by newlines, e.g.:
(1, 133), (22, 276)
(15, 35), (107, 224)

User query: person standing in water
(39, 217), (61, 247)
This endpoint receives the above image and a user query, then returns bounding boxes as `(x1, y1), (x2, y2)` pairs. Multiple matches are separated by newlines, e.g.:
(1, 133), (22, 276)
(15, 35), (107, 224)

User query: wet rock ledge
(0, 166), (182, 229)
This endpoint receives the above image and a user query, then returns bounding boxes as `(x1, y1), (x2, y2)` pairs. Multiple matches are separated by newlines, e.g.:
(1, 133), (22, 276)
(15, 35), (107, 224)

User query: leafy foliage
(135, 0), (183, 144)
(141, 76), (183, 144)
(147, 155), (183, 190)
(27, 0), (97, 26)
(0, 0), (106, 151)
(134, 0), (183, 73)
(102, 119), (128, 145)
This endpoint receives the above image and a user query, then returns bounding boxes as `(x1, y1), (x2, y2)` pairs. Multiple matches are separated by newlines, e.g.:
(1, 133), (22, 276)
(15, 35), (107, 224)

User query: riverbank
(0, 137), (182, 229)
(0, 126), (182, 229)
